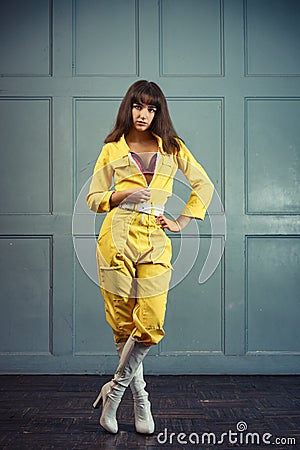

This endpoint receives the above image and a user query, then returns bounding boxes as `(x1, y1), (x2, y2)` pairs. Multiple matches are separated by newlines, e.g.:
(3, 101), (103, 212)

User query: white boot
(93, 337), (150, 434)
(116, 342), (155, 434)
(92, 379), (121, 434)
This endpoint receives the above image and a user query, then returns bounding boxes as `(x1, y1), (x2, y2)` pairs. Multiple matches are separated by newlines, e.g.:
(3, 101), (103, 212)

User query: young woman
(86, 80), (214, 434)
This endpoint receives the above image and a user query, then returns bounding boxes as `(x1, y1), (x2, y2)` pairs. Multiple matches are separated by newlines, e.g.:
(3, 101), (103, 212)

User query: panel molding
(0, 235), (53, 356)
(0, 96), (53, 215)
(167, 96), (225, 213)
(1, 352), (299, 374)
(73, 96), (122, 204)
(244, 97), (300, 216)
(160, 234), (225, 356)
(159, 0), (224, 77)
(244, 0), (300, 77)
(72, 0), (139, 77)
(0, 0), (53, 77)
(245, 235), (300, 355)
(246, 350), (300, 356)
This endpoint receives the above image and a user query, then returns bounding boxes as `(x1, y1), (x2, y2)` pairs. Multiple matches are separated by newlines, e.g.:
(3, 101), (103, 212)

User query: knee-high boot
(93, 336), (150, 434)
(116, 342), (155, 434)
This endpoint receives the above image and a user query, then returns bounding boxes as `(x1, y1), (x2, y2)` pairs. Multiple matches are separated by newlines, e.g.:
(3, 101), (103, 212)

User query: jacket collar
(120, 133), (165, 153)
(151, 133), (165, 153)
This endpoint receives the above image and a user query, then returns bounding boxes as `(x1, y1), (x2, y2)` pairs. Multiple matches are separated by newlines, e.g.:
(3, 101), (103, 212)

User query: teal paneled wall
(0, 0), (299, 374)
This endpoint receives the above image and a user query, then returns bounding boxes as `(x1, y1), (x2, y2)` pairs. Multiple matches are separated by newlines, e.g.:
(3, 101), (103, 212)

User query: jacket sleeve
(86, 145), (114, 213)
(177, 141), (214, 220)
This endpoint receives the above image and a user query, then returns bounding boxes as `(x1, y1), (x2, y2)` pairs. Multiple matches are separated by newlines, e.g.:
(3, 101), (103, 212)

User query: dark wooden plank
(0, 375), (299, 449)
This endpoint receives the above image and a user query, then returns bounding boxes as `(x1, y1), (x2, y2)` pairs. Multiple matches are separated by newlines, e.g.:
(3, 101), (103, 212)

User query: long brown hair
(105, 80), (181, 154)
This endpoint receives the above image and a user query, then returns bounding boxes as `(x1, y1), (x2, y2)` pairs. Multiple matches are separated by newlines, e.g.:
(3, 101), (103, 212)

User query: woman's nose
(140, 108), (148, 119)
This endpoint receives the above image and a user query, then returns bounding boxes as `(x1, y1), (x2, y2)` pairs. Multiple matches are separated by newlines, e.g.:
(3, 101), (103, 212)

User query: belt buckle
(138, 203), (150, 214)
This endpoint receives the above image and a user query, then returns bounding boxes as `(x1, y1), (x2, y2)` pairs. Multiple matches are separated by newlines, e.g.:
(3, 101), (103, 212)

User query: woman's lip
(137, 121), (147, 125)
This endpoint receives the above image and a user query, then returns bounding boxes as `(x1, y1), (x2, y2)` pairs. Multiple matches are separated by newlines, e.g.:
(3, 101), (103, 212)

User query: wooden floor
(0, 375), (299, 450)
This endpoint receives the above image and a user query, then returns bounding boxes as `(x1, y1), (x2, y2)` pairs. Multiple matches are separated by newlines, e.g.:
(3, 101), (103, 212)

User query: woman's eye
(133, 104), (142, 110)
(148, 108), (156, 114)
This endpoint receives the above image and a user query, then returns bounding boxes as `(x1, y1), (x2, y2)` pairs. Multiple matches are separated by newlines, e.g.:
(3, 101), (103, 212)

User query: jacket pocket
(111, 156), (130, 169)
(112, 156), (139, 185)
(157, 154), (176, 178)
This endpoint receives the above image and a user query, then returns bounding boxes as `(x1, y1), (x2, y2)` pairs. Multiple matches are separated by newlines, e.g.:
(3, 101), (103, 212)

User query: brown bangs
(132, 90), (161, 110)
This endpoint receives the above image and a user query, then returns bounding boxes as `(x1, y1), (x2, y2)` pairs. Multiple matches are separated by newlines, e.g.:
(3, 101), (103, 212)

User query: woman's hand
(155, 214), (192, 232)
(155, 215), (180, 232)
(125, 187), (151, 204)
(110, 187), (151, 207)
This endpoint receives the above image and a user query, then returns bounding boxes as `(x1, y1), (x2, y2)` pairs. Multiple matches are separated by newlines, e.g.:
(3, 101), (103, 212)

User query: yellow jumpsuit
(86, 134), (214, 346)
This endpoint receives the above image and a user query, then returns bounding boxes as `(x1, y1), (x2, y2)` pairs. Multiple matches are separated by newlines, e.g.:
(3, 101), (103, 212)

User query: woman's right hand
(124, 187), (151, 204)
(110, 187), (151, 207)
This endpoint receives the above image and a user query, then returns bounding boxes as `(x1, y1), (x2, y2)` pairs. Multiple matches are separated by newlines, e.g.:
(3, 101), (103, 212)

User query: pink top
(130, 152), (158, 185)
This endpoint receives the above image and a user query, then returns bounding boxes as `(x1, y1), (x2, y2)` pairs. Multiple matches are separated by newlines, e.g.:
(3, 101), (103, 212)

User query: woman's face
(131, 102), (157, 132)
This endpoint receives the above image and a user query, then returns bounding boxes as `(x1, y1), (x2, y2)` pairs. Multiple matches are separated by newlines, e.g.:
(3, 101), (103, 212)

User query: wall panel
(0, 237), (52, 354)
(0, 98), (52, 214)
(246, 236), (300, 353)
(160, 0), (224, 76)
(168, 98), (223, 213)
(0, 0), (52, 76)
(245, 0), (300, 76)
(74, 0), (138, 76)
(245, 98), (300, 214)
(74, 98), (121, 196)
(74, 237), (114, 355)
(162, 236), (224, 354)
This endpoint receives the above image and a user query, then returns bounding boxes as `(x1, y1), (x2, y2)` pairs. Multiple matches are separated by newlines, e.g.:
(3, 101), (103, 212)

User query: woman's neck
(125, 128), (158, 153)
(126, 128), (154, 144)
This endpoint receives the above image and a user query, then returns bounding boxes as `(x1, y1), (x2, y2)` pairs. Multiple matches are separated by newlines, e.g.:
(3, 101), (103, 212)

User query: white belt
(119, 202), (164, 217)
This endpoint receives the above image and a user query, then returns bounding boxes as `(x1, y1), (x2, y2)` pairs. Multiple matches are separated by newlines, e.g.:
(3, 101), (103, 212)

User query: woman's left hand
(156, 215), (180, 232)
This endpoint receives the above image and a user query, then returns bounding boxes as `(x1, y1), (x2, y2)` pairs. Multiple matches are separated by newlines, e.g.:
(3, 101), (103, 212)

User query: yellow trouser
(96, 208), (172, 346)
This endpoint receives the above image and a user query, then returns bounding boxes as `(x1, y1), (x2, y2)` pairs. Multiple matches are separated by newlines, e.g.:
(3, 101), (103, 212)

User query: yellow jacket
(86, 133), (214, 220)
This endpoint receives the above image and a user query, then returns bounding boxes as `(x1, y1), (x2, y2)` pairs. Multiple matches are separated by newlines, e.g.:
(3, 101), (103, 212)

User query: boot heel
(92, 391), (103, 409)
